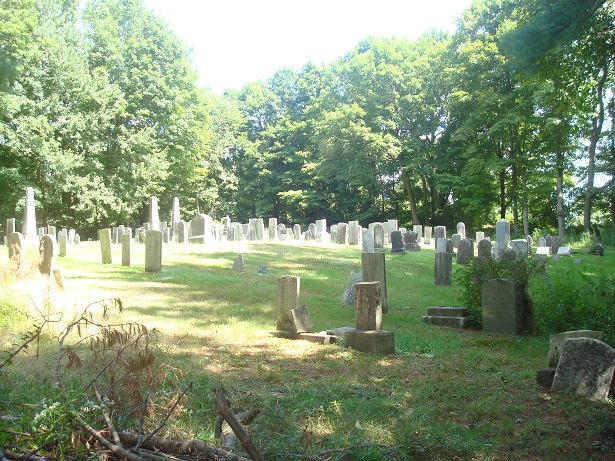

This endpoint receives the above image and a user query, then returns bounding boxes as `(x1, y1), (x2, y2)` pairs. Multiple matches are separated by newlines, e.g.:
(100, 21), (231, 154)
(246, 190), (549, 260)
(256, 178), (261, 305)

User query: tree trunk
(584, 64), (608, 232)
(402, 170), (420, 225)
(556, 150), (565, 239)
(499, 169), (506, 218)
(421, 174), (430, 225)
(522, 167), (529, 236)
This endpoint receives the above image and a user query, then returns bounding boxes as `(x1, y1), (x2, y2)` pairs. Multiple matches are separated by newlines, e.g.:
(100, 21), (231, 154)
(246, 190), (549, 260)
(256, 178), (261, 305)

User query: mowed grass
(1, 239), (614, 461)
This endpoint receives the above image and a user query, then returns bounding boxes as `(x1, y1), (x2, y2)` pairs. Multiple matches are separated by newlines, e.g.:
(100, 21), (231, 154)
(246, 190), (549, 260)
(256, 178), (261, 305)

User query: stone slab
(421, 316), (468, 329)
(426, 306), (469, 317)
(344, 330), (395, 354)
(548, 330), (604, 368)
(291, 304), (313, 333)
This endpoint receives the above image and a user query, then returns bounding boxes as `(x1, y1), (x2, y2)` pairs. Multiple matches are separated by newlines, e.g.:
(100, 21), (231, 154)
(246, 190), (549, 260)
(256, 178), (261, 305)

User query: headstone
(22, 186), (37, 240)
(382, 221), (391, 241)
(171, 197), (180, 223)
(227, 225), (235, 242)
(403, 231), (421, 252)
(269, 218), (278, 241)
(390, 230), (405, 254)
(451, 233), (461, 249)
(307, 223), (317, 241)
(144, 230), (162, 273)
(456, 222), (466, 240)
(588, 243), (604, 256)
(424, 226), (432, 245)
(341, 270), (362, 306)
(163, 226), (170, 243)
(315, 219), (327, 241)
(74, 233), (80, 244)
(354, 282), (382, 330)
(373, 223), (384, 250)
(434, 252), (453, 286)
(526, 234), (534, 249)
(387, 219), (398, 234)
(434, 226), (446, 250)
(481, 279), (530, 335)
(177, 220), (188, 243)
(446, 239), (455, 254)
(256, 218), (265, 240)
(551, 338), (615, 400)
(58, 233), (67, 257)
(413, 225), (423, 243)
(361, 228), (374, 253)
(535, 246), (550, 255)
(550, 236), (562, 255)
(548, 330), (605, 368)
(336, 223), (348, 244)
(149, 196), (160, 232)
(456, 239), (473, 265)
(257, 264), (267, 274)
(330, 224), (338, 243)
(557, 246), (572, 256)
(362, 253), (387, 313)
(99, 229), (112, 264)
(38, 234), (57, 276)
(122, 233), (131, 267)
(494, 219), (510, 259)
(6, 218), (15, 237)
(191, 214), (212, 241)
(422, 306), (469, 329)
(348, 221), (360, 245)
(475, 231), (485, 242)
(538, 237), (546, 248)
(47, 226), (56, 239)
(277, 276), (300, 332)
(511, 239), (528, 259)
(233, 254), (245, 272)
(477, 238), (492, 259)
(436, 237), (448, 253)
(234, 223), (244, 242)
(293, 224), (301, 241)
(8, 232), (25, 265)
(248, 218), (257, 240)
(291, 304), (313, 333)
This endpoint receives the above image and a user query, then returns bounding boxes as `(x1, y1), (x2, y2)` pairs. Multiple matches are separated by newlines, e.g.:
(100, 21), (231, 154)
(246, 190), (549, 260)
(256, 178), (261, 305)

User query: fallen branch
(3, 451), (47, 461)
(215, 388), (264, 461)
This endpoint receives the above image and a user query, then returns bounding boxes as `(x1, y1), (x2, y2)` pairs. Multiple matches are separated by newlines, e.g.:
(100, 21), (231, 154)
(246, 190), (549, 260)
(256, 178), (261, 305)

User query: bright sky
(143, 0), (474, 93)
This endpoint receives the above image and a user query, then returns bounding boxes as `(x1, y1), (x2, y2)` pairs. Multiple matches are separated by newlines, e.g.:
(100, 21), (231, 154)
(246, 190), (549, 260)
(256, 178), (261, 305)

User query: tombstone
(257, 264), (267, 274)
(227, 225), (235, 242)
(248, 218), (258, 240)
(112, 227), (119, 245)
(456, 239), (473, 265)
(348, 221), (360, 245)
(482, 279), (533, 335)
(434, 252), (453, 286)
(145, 229), (163, 273)
(551, 338), (615, 400)
(373, 223), (384, 250)
(8, 232), (25, 266)
(526, 234), (534, 250)
(139, 229), (147, 244)
(361, 228), (374, 253)
(557, 246), (572, 256)
(268, 218), (278, 241)
(535, 246), (550, 255)
(176, 220), (187, 244)
(308, 223), (317, 241)
(412, 225), (423, 243)
(336, 223), (348, 244)
(341, 270), (362, 306)
(291, 304), (313, 333)
(403, 231), (421, 252)
(315, 219), (327, 241)
(191, 214), (212, 241)
(99, 229), (112, 264)
(256, 218), (265, 240)
(330, 224), (338, 244)
(435, 237), (448, 253)
(475, 231), (485, 243)
(38, 234), (57, 276)
(390, 230), (405, 254)
(424, 226), (432, 245)
(446, 239), (455, 254)
(293, 224), (301, 241)
(74, 233), (80, 244)
(548, 330), (605, 368)
(451, 234), (462, 249)
(122, 233), (131, 267)
(477, 238), (492, 259)
(58, 233), (67, 257)
(22, 186), (37, 240)
(382, 221), (391, 241)
(434, 226), (446, 250)
(47, 226), (56, 240)
(234, 223), (244, 242)
(6, 218), (15, 238)
(68, 228), (75, 244)
(494, 219), (511, 259)
(223, 216), (231, 229)
(511, 239), (528, 259)
(233, 254), (245, 272)
(387, 219), (398, 234)
(171, 197), (180, 224)
(537, 237), (546, 248)
(362, 252), (387, 313)
(588, 243), (604, 256)
(277, 276), (300, 332)
(163, 226), (170, 243)
(550, 236), (562, 255)
(456, 222), (466, 240)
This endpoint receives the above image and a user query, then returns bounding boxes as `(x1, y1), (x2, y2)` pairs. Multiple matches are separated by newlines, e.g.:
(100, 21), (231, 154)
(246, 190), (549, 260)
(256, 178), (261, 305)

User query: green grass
(1, 239), (614, 461)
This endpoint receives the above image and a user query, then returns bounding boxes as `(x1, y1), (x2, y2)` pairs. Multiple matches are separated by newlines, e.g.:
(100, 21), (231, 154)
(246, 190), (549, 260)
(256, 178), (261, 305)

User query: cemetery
(0, 191), (614, 461)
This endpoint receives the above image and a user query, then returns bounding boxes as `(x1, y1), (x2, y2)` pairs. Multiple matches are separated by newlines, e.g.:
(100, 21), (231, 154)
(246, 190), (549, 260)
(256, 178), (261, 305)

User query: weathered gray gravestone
(538, 236), (546, 248)
(456, 239), (473, 265)
(99, 229), (112, 264)
(451, 233), (461, 249)
(551, 338), (615, 400)
(413, 225), (423, 243)
(403, 231), (421, 252)
(361, 228), (374, 253)
(494, 219), (511, 259)
(373, 223), (384, 250)
(38, 234), (57, 276)
(477, 238), (492, 259)
(269, 218), (278, 241)
(233, 254), (245, 272)
(475, 231), (485, 242)
(434, 252), (453, 286)
(511, 239), (528, 260)
(434, 226), (446, 250)
(8, 232), (25, 266)
(145, 229), (163, 273)
(390, 230), (405, 254)
(547, 330), (605, 368)
(456, 222), (466, 240)
(348, 221), (360, 245)
(58, 233), (67, 257)
(551, 236), (562, 255)
(277, 276), (300, 332)
(122, 233), (131, 267)
(248, 218), (257, 240)
(424, 226), (432, 245)
(177, 221), (188, 243)
(291, 304), (313, 333)
(481, 279), (534, 335)
(256, 218), (265, 240)
(341, 270), (362, 306)
(362, 252), (387, 313)
(336, 223), (348, 244)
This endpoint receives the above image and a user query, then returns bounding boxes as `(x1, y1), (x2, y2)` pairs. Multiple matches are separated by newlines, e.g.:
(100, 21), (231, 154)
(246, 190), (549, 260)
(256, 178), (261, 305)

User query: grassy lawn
(0, 239), (613, 460)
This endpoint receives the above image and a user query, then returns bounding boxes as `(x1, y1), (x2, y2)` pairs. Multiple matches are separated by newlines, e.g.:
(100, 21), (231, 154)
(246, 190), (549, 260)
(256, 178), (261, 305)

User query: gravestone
(38, 234), (57, 276)
(422, 306), (469, 329)
(538, 236), (546, 248)
(227, 225), (235, 242)
(291, 304), (313, 333)
(248, 218), (257, 240)
(8, 232), (25, 265)
(494, 219), (510, 259)
(277, 276), (300, 332)
(74, 233), (80, 244)
(446, 239), (454, 254)
(557, 246), (572, 256)
(550, 236), (562, 255)
(269, 218), (278, 241)
(171, 197), (180, 224)
(511, 239), (528, 259)
(256, 218), (265, 240)
(373, 223), (384, 250)
(435, 237), (447, 253)
(348, 221), (360, 245)
(177, 221), (188, 243)
(434, 226), (446, 250)
(308, 223), (317, 241)
(451, 233), (461, 249)
(434, 252), (453, 286)
(48, 226), (57, 240)
(390, 230), (405, 254)
(149, 196), (160, 232)
(551, 338), (615, 400)
(388, 219), (398, 234)
(413, 225), (423, 243)
(233, 254), (245, 272)
(330, 224), (338, 243)
(22, 186), (37, 240)
(481, 279), (532, 335)
(58, 233), (67, 257)
(477, 238), (492, 259)
(535, 246), (550, 255)
(315, 219), (327, 242)
(424, 226), (432, 245)
(293, 224), (302, 241)
(99, 229), (112, 264)
(234, 223), (244, 242)
(191, 214), (212, 241)
(456, 222), (466, 240)
(403, 231), (421, 252)
(7, 218), (15, 237)
(145, 230), (163, 273)
(341, 270), (362, 306)
(122, 233), (131, 267)
(456, 239), (473, 265)
(475, 231), (485, 242)
(336, 223), (348, 244)
(361, 228), (374, 253)
(382, 221), (391, 242)
(362, 252), (387, 313)
(547, 330), (604, 368)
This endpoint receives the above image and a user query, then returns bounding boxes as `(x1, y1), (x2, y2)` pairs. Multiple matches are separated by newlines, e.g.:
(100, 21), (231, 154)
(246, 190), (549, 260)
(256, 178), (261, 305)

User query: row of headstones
(4, 219), (80, 248)
(99, 228), (163, 273)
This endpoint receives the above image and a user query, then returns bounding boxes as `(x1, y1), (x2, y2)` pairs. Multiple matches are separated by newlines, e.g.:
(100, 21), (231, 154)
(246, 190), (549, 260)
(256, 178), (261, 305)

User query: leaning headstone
(390, 230), (405, 254)
(348, 221), (360, 245)
(548, 330), (605, 368)
(362, 252), (387, 313)
(291, 304), (313, 333)
(58, 233), (67, 257)
(361, 228), (374, 253)
(424, 226), (432, 245)
(477, 238), (492, 259)
(233, 254), (245, 272)
(99, 229), (112, 264)
(22, 186), (37, 240)
(481, 279), (531, 335)
(145, 230), (162, 273)
(38, 234), (57, 276)
(456, 239), (473, 265)
(122, 233), (131, 267)
(341, 270), (363, 306)
(551, 338), (615, 400)
(434, 252), (453, 286)
(373, 223), (384, 250)
(8, 232), (25, 265)
(269, 218), (278, 241)
(277, 276), (300, 332)
(557, 246), (572, 256)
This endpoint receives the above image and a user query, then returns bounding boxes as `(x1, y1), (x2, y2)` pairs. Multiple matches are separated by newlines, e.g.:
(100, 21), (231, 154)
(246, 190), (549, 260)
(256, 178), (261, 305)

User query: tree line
(1, 0), (613, 240)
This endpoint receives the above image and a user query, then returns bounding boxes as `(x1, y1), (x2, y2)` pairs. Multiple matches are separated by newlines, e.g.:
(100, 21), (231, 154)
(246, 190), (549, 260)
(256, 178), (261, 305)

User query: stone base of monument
(404, 243), (421, 252)
(344, 329), (395, 354)
(271, 330), (338, 344)
(421, 306), (469, 329)
(536, 368), (556, 388)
